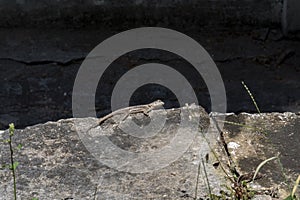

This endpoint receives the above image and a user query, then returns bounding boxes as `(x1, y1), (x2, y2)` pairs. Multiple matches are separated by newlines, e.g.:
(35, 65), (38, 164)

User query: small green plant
(0, 123), (25, 200)
(1, 124), (41, 200)
(1, 123), (19, 200)
(195, 81), (299, 199)
(242, 81), (300, 199)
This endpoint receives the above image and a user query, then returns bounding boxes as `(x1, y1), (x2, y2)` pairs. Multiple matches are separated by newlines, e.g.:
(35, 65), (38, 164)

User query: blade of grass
(194, 161), (201, 200)
(217, 119), (269, 135)
(277, 155), (292, 193)
(8, 123), (17, 200)
(291, 175), (300, 198)
(202, 158), (212, 199)
(242, 81), (261, 113)
(252, 156), (278, 182)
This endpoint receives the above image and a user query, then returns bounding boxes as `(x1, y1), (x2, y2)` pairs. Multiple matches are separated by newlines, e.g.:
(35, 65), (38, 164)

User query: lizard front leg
(143, 109), (150, 116)
(143, 105), (154, 116)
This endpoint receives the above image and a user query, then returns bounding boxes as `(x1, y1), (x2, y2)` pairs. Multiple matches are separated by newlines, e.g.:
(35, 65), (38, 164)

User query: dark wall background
(0, 0), (282, 28)
(0, 0), (300, 129)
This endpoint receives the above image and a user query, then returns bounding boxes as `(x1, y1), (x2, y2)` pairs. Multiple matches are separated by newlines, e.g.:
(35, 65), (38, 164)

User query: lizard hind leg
(143, 110), (150, 116)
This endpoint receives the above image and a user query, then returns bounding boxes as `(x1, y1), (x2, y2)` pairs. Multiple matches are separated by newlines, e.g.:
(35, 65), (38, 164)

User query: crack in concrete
(0, 57), (86, 66)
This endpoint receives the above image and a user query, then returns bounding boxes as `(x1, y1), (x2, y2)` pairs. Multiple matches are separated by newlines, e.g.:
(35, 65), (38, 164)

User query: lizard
(87, 99), (164, 131)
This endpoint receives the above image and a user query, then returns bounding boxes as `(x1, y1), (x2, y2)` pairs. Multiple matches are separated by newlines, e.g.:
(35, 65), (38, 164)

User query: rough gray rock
(1, 106), (299, 199)
(215, 112), (300, 199)
(0, 105), (225, 200)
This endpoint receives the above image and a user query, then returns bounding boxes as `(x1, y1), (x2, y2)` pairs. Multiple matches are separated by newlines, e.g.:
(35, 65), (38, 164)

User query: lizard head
(151, 99), (164, 108)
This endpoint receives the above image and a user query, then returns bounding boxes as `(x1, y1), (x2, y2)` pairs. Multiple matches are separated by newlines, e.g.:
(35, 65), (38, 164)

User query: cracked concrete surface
(0, 105), (299, 199)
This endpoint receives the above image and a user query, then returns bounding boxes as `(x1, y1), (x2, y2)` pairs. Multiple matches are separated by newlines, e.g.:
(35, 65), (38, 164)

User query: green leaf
(10, 162), (19, 170)
(17, 144), (22, 150)
(31, 198), (39, 200)
(13, 162), (19, 170)
(3, 139), (11, 143)
(9, 123), (15, 136)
